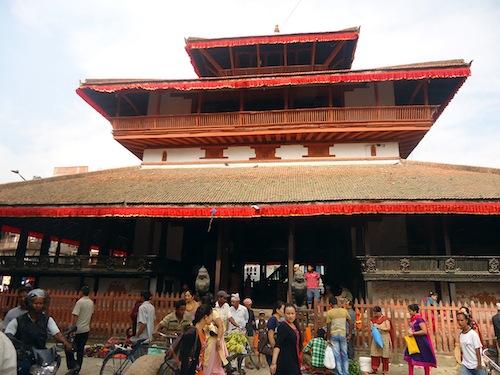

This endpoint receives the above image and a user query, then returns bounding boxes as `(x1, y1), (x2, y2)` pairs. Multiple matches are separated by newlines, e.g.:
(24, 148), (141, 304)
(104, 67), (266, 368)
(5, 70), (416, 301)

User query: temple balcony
(357, 255), (500, 282)
(0, 255), (174, 276)
(111, 105), (439, 159)
(218, 65), (334, 76)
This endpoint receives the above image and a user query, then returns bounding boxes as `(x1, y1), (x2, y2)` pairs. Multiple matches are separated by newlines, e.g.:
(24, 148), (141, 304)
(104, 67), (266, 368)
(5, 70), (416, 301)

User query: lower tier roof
(1, 160), (500, 218)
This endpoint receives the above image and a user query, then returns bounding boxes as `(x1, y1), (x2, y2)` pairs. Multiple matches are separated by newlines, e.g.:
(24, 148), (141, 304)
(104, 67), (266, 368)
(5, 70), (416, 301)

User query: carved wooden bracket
(445, 258), (456, 273)
(73, 257), (82, 270)
(365, 257), (377, 273)
(400, 258), (410, 273)
(489, 258), (499, 273)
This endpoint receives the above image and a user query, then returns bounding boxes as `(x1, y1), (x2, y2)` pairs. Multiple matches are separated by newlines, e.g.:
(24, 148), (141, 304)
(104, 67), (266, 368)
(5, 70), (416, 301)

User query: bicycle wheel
(100, 349), (132, 375)
(244, 339), (260, 370)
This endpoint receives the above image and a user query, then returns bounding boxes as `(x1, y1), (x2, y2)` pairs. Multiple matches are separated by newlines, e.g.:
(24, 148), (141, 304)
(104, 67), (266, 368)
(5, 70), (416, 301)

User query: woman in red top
(304, 264), (320, 309)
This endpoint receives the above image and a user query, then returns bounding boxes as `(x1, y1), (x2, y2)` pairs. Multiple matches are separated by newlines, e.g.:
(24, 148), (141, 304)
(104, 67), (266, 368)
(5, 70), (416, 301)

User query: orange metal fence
(1, 290), (498, 356)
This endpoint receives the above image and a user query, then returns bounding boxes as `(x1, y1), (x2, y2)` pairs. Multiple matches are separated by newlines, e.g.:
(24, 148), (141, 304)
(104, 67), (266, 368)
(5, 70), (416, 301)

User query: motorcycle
(8, 325), (77, 375)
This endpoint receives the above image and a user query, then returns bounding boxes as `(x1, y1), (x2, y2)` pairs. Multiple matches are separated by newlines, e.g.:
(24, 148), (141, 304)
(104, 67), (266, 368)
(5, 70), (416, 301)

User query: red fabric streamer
(0, 201), (499, 219)
(77, 67), (471, 94)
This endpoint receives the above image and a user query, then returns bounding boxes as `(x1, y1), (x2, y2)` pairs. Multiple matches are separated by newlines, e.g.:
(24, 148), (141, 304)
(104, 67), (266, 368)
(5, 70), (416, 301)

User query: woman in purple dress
(404, 304), (437, 375)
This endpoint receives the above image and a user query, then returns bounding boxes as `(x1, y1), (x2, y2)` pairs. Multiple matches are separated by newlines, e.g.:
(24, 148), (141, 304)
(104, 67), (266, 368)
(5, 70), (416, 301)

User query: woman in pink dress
(404, 304), (437, 375)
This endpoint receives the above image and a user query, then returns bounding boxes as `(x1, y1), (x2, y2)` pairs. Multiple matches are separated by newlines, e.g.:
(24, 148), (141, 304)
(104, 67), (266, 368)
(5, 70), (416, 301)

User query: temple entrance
(226, 217), (362, 306)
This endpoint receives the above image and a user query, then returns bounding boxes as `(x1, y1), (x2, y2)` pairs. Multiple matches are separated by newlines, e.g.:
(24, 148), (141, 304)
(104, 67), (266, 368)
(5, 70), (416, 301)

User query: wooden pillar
(442, 217), (456, 302)
(15, 226), (29, 258)
(40, 232), (51, 256)
(287, 220), (295, 304)
(54, 237), (62, 264)
(78, 219), (92, 256)
(9, 225), (30, 288)
(443, 217), (451, 255)
(350, 226), (357, 258)
(99, 220), (113, 256)
(366, 281), (373, 302)
(215, 222), (230, 292)
(362, 223), (373, 301)
(158, 220), (168, 258)
(363, 223), (370, 256)
(428, 217), (437, 255)
(448, 282), (457, 303)
(156, 274), (165, 294)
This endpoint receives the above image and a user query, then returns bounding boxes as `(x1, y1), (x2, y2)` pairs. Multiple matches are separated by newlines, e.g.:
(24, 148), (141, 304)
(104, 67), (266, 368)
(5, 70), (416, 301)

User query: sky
(1, 0), (499, 184)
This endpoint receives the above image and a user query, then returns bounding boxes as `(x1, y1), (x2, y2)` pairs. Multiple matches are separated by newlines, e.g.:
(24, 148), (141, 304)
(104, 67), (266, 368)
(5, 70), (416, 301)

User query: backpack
(257, 330), (273, 356)
(160, 326), (199, 375)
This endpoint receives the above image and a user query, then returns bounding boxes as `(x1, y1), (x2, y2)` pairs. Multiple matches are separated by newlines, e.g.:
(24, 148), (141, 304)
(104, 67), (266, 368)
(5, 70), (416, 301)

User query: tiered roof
(1, 161), (500, 218)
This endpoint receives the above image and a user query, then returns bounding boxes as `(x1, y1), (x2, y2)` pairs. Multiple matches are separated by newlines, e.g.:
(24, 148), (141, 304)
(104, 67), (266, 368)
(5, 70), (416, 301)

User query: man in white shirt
(214, 290), (239, 332)
(66, 285), (94, 373)
(135, 290), (156, 344)
(0, 331), (17, 375)
(229, 293), (248, 332)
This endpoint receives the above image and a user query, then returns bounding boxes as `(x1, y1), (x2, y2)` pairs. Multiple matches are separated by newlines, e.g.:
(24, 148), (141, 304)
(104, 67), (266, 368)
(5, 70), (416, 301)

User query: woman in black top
(266, 300), (285, 366)
(181, 304), (212, 375)
(269, 303), (302, 375)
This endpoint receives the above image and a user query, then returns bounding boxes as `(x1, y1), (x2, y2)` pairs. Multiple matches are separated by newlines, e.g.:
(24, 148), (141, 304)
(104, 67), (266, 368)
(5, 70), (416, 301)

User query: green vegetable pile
(349, 359), (363, 375)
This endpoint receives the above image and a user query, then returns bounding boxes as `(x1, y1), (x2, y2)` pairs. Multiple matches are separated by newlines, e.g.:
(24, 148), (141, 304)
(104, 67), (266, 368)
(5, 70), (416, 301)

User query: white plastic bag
(324, 346), (336, 370)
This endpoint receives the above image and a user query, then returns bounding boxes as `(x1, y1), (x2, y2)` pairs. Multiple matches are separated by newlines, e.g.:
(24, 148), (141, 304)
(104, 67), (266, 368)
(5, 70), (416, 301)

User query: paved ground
(58, 352), (466, 375)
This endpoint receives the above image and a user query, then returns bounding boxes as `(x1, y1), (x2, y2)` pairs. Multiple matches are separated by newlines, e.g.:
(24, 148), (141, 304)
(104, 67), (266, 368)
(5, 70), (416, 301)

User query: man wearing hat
(214, 290), (239, 332)
(493, 302), (500, 360)
(229, 293), (248, 333)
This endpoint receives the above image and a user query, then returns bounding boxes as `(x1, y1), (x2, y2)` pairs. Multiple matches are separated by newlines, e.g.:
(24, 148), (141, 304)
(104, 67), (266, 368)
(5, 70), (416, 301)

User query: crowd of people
(1, 281), (500, 375)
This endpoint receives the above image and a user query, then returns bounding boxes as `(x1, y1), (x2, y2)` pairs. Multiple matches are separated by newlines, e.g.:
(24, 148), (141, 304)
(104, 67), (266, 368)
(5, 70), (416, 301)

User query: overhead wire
(281, 0), (305, 29)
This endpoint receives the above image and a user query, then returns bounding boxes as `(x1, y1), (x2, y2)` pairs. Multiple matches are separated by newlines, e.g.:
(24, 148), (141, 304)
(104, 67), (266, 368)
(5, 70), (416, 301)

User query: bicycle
(225, 329), (260, 375)
(100, 334), (175, 375)
(482, 348), (500, 375)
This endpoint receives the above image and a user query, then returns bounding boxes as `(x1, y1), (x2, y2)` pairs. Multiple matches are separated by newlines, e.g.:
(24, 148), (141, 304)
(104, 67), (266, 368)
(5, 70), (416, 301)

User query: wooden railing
(1, 290), (498, 355)
(218, 65), (326, 76)
(112, 106), (439, 132)
(357, 255), (500, 281)
(0, 255), (158, 274)
(298, 299), (499, 358)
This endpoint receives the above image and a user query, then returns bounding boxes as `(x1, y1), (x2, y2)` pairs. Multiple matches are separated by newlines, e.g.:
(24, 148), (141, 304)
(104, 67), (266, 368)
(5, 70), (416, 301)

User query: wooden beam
(408, 80), (426, 105)
(120, 94), (141, 116)
(256, 45), (261, 73)
(199, 49), (224, 76)
(310, 41), (317, 69)
(116, 95), (121, 117)
(215, 223), (223, 292)
(229, 46), (235, 75)
(322, 41), (346, 69)
(423, 80), (429, 106)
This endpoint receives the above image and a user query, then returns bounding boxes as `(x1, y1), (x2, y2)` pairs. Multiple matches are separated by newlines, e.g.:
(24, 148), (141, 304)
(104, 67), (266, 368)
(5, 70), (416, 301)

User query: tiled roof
(1, 160), (500, 207)
(80, 59), (470, 88)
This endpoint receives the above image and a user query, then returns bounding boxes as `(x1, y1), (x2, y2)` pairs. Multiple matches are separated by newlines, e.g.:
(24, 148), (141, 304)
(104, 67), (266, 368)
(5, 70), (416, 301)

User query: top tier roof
(185, 27), (360, 77)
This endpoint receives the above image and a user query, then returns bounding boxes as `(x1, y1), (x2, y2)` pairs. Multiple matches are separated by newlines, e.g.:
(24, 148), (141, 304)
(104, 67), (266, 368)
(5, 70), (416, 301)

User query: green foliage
(349, 359), (363, 375)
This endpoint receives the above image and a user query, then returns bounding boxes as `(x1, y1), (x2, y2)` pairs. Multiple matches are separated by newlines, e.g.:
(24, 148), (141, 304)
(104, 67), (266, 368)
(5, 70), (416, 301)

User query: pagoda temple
(1, 28), (499, 303)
